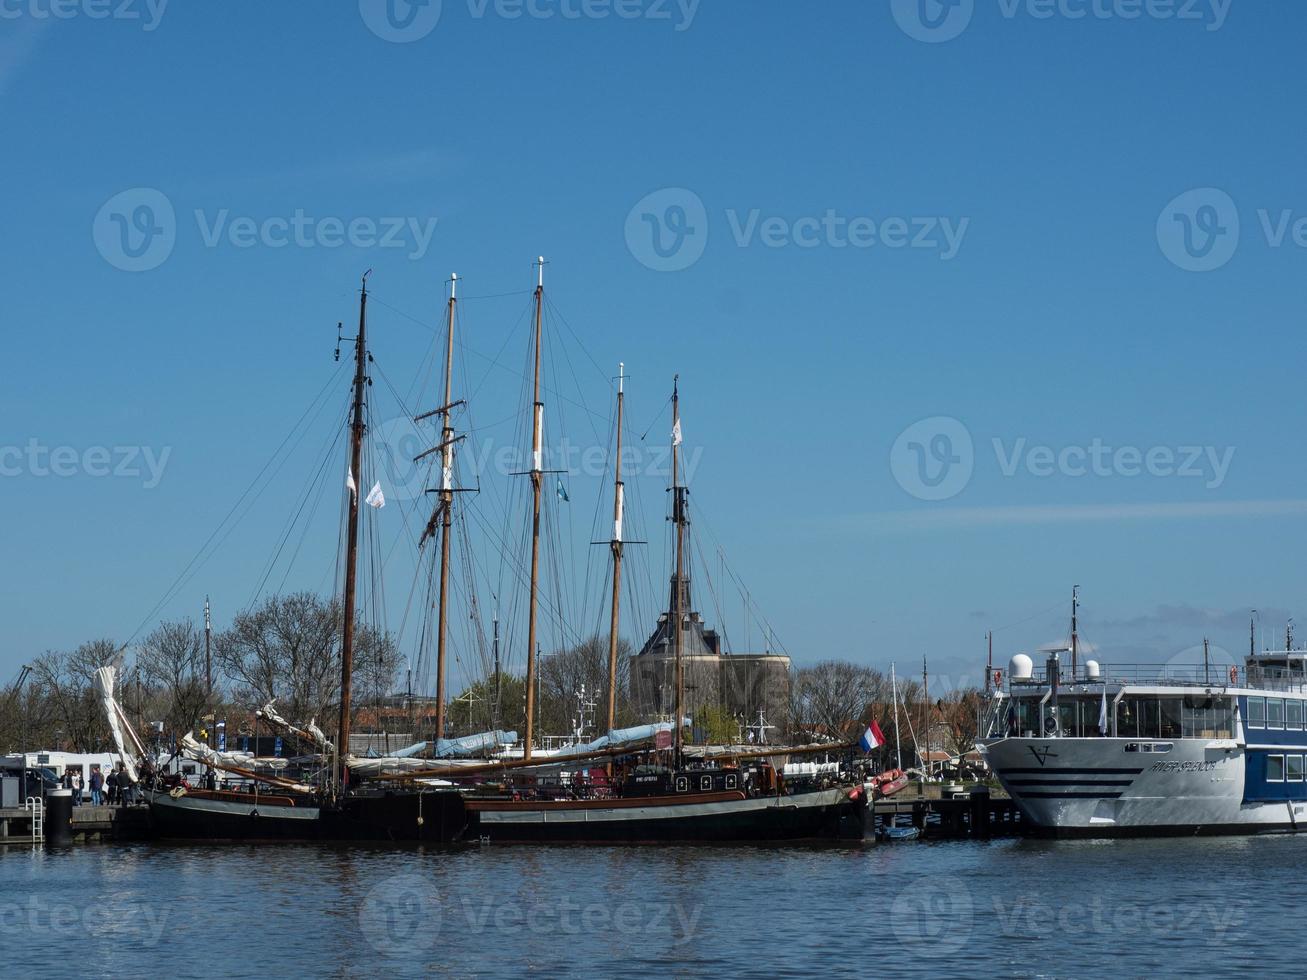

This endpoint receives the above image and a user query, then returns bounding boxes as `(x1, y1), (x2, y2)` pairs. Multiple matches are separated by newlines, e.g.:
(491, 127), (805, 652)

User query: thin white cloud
(841, 499), (1307, 534)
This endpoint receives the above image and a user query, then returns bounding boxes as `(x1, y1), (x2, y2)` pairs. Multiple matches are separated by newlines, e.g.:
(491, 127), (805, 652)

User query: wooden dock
(0, 805), (43, 845)
(0, 803), (151, 845)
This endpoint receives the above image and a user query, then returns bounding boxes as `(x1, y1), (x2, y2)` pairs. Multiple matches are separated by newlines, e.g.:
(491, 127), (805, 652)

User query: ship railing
(1009, 663), (1236, 689)
(1241, 667), (1307, 693)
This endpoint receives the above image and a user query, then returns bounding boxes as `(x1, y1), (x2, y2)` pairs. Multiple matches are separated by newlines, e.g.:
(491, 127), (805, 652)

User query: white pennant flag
(346, 466), (357, 496)
(671, 418), (682, 447)
(365, 481), (386, 509)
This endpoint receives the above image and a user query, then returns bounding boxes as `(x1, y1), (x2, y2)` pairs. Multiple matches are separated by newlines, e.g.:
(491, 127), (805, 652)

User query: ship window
(1016, 699), (1040, 736)
(700, 776), (712, 791)
(1289, 701), (1305, 731)
(1180, 696), (1234, 738)
(675, 776), (689, 793)
(1247, 698), (1266, 730)
(1117, 701), (1138, 739)
(1288, 756), (1305, 782)
(725, 773), (738, 790)
(1267, 755), (1285, 782)
(1268, 699), (1285, 730)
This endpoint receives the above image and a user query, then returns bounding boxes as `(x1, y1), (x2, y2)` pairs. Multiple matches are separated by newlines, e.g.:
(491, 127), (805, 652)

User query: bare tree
(28, 640), (119, 752)
(938, 687), (984, 759)
(137, 619), (208, 736)
(791, 659), (887, 740)
(215, 592), (401, 730)
(537, 636), (634, 739)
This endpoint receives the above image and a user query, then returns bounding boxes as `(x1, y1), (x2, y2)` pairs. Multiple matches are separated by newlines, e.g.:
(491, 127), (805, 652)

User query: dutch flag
(859, 720), (887, 753)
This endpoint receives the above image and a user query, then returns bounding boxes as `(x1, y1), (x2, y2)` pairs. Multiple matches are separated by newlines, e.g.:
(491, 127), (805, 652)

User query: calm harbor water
(1, 835), (1297, 978)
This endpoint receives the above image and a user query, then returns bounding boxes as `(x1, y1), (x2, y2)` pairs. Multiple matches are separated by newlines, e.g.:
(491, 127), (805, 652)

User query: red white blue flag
(859, 720), (887, 753)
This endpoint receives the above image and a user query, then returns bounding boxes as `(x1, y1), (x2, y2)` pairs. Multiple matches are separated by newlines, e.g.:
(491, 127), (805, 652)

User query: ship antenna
(1071, 585), (1080, 681)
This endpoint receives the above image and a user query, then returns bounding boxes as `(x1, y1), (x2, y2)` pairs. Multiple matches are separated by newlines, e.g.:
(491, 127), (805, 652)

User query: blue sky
(2, 0), (1304, 693)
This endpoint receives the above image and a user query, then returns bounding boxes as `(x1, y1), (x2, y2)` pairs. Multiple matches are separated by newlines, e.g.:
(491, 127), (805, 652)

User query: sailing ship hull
(145, 788), (323, 841)
(145, 788), (469, 844)
(464, 787), (867, 844)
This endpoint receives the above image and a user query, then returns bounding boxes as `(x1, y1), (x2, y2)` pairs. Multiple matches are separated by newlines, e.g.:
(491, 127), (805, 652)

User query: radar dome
(1010, 653), (1034, 681)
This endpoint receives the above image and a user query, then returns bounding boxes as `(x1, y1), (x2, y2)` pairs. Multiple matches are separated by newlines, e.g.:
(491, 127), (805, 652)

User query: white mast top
(618, 361), (625, 394)
(537, 255), (545, 288)
(450, 271), (457, 299)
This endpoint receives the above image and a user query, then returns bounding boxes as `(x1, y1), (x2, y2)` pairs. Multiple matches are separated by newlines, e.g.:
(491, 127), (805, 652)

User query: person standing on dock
(71, 768), (82, 806)
(89, 766), (103, 806)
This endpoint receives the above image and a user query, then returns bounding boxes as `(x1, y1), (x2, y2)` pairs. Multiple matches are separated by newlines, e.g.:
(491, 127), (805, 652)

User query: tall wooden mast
(523, 257), (545, 762)
(434, 273), (457, 746)
(921, 657), (930, 779)
(338, 271), (369, 785)
(671, 376), (685, 763)
(204, 595), (212, 701)
(605, 363), (626, 737)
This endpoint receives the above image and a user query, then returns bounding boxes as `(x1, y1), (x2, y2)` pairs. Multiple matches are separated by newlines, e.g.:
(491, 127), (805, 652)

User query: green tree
(690, 704), (738, 745)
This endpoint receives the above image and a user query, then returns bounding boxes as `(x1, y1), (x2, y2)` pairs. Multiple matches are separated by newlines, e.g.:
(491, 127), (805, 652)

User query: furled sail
(93, 664), (141, 784)
(255, 701), (335, 753)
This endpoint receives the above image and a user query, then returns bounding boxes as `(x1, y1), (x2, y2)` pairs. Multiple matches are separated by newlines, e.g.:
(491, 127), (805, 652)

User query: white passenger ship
(979, 644), (1307, 836)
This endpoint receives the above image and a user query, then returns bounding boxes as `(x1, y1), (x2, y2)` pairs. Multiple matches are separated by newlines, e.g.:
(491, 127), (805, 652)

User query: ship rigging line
(368, 291), (615, 427)
(990, 596), (1069, 635)
(248, 410), (349, 606)
(122, 361), (348, 647)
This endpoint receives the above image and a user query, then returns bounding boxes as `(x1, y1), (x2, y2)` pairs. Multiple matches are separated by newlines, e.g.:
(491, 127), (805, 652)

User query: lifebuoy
(169, 786), (187, 799)
(993, 669), (1003, 687)
(1229, 665), (1238, 685)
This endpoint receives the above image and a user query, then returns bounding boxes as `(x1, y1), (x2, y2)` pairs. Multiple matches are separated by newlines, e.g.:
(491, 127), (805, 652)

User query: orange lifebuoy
(1229, 665), (1238, 685)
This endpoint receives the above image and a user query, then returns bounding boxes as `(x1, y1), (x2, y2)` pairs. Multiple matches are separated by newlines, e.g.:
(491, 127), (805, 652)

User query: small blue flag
(556, 479), (569, 502)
